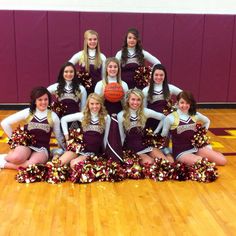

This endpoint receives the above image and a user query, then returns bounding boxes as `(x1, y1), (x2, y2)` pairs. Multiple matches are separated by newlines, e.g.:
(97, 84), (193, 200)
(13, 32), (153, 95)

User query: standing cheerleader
(0, 87), (64, 170)
(95, 57), (129, 115)
(69, 29), (106, 94)
(143, 64), (182, 131)
(161, 91), (227, 165)
(59, 93), (111, 168)
(47, 62), (87, 129)
(117, 88), (172, 165)
(115, 28), (161, 89)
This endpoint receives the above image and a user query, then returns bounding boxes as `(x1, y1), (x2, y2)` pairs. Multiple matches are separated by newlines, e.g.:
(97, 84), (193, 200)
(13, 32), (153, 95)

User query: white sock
(0, 154), (7, 168)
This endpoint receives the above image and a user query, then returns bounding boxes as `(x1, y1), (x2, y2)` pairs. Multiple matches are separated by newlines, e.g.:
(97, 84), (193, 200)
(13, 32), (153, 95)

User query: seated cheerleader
(94, 57), (129, 115)
(59, 93), (111, 169)
(142, 63), (182, 131)
(161, 91), (227, 166)
(0, 87), (65, 170)
(117, 88), (173, 165)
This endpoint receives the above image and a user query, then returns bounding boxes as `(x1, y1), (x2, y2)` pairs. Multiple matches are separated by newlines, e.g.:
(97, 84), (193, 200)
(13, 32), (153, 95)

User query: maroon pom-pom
(77, 71), (93, 89)
(191, 123), (210, 148)
(134, 66), (151, 89)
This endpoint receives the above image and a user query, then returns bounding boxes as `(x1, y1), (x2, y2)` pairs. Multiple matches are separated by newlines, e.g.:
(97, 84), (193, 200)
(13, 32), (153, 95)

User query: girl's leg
(59, 151), (77, 165)
(149, 148), (174, 163)
(70, 155), (88, 169)
(5, 146), (32, 164)
(4, 151), (48, 170)
(178, 153), (202, 165)
(197, 147), (227, 165)
(139, 153), (155, 165)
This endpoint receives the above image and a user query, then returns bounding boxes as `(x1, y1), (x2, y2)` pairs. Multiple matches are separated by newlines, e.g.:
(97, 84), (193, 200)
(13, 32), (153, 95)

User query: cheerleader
(115, 28), (161, 89)
(59, 93), (111, 168)
(161, 91), (227, 165)
(69, 29), (106, 94)
(47, 62), (87, 129)
(117, 88), (172, 165)
(94, 57), (129, 115)
(143, 64), (182, 131)
(0, 87), (65, 170)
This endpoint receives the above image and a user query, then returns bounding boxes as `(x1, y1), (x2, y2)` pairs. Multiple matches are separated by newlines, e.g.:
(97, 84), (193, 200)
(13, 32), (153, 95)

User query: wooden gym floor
(0, 109), (236, 236)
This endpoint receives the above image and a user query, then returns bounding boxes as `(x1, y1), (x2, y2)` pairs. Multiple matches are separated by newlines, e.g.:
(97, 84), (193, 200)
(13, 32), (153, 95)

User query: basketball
(104, 82), (124, 102)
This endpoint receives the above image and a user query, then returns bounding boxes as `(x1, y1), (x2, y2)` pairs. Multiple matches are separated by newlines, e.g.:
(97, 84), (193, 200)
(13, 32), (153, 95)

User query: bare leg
(70, 155), (88, 169)
(4, 151), (48, 170)
(178, 153), (202, 166)
(197, 147), (227, 165)
(149, 147), (174, 163)
(139, 153), (154, 165)
(59, 151), (77, 165)
(5, 146), (32, 164)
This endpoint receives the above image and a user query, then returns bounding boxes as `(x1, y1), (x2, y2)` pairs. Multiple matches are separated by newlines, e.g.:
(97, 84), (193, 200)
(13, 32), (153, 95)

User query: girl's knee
(7, 153), (26, 164)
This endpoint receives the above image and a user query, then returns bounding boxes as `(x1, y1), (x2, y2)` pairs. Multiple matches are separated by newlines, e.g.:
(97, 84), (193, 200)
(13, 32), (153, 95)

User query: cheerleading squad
(0, 28), (226, 172)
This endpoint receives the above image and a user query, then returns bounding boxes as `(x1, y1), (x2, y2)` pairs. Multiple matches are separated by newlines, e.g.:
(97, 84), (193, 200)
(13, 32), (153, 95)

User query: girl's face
(178, 98), (190, 113)
(87, 34), (98, 49)
(35, 94), (49, 111)
(88, 98), (101, 113)
(153, 69), (165, 84)
(107, 61), (119, 77)
(128, 93), (142, 110)
(63, 66), (75, 81)
(127, 33), (137, 48)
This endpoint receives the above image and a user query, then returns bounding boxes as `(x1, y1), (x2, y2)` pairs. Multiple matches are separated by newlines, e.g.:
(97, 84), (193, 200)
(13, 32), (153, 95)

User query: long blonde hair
(79, 30), (102, 72)
(103, 57), (122, 86)
(82, 93), (107, 128)
(123, 88), (147, 131)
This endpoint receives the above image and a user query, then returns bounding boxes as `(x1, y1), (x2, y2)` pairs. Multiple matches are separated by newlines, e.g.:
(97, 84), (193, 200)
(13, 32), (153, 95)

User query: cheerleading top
(1, 108), (65, 156)
(142, 83), (182, 109)
(117, 108), (165, 154)
(115, 47), (161, 89)
(61, 112), (111, 151)
(161, 109), (210, 159)
(47, 80), (87, 115)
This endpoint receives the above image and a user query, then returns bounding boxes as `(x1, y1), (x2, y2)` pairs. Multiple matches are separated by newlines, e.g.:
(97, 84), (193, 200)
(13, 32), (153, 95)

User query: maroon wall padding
(199, 15), (234, 102)
(111, 13), (143, 55)
(143, 14), (174, 80)
(80, 12), (112, 57)
(14, 11), (49, 102)
(171, 14), (204, 100)
(228, 16), (236, 102)
(0, 11), (18, 102)
(48, 11), (80, 84)
(0, 10), (236, 103)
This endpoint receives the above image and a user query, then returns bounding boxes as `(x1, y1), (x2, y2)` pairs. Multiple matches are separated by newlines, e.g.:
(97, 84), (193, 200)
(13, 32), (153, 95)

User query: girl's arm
(142, 86), (149, 107)
(122, 81), (129, 93)
(117, 111), (126, 145)
(101, 53), (106, 78)
(168, 84), (182, 96)
(47, 83), (58, 94)
(61, 112), (83, 138)
(79, 85), (87, 111)
(144, 108), (165, 133)
(51, 112), (65, 149)
(103, 115), (111, 148)
(94, 81), (104, 96)
(195, 112), (210, 129)
(68, 51), (83, 65)
(161, 115), (174, 137)
(1, 108), (30, 137)
(143, 50), (161, 65)
(115, 51), (122, 61)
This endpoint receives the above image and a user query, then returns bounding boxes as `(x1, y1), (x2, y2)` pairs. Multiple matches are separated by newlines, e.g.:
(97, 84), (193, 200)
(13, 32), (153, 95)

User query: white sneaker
(0, 154), (7, 168)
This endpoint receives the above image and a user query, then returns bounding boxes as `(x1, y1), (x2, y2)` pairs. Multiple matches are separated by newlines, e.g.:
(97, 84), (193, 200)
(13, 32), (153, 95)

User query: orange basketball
(104, 82), (124, 102)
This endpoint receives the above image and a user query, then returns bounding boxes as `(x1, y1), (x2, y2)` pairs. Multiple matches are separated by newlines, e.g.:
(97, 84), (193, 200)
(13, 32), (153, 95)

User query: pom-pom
(8, 126), (36, 149)
(162, 99), (177, 116)
(77, 71), (93, 89)
(134, 66), (151, 89)
(143, 128), (166, 148)
(191, 123), (210, 148)
(104, 83), (124, 102)
(190, 158), (218, 182)
(50, 101), (67, 118)
(16, 164), (46, 183)
(44, 158), (69, 184)
(66, 128), (85, 154)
